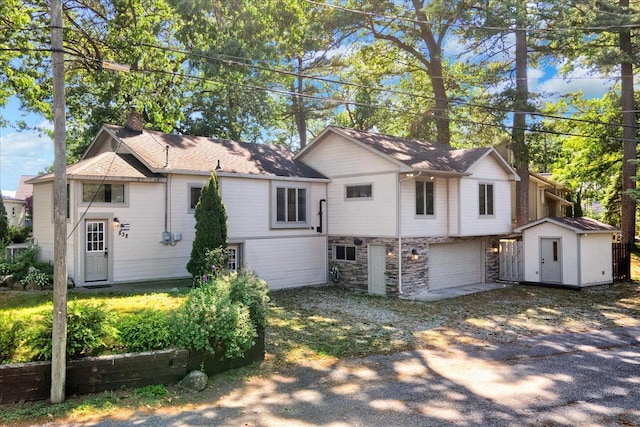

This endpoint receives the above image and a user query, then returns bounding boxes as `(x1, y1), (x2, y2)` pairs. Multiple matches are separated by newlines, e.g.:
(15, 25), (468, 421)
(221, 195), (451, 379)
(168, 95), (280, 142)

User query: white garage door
(429, 241), (484, 290)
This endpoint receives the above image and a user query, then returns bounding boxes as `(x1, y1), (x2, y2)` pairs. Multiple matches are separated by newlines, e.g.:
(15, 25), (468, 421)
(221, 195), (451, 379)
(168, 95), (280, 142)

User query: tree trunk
(293, 56), (307, 149)
(619, 0), (637, 244)
(513, 5), (530, 227)
(428, 57), (451, 147)
(50, 0), (68, 404)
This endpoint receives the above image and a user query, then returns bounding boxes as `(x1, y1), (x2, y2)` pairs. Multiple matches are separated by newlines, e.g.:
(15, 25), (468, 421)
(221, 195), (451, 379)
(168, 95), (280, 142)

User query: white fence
(499, 240), (523, 282)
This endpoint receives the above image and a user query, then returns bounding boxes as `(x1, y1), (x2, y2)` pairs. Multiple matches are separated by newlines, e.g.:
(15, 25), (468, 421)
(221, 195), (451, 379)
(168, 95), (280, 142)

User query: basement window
(334, 245), (356, 261)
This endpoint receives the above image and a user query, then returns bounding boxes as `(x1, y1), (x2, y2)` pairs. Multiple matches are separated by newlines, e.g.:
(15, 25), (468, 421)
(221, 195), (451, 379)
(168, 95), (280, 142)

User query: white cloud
(0, 126), (54, 191)
(535, 62), (616, 99)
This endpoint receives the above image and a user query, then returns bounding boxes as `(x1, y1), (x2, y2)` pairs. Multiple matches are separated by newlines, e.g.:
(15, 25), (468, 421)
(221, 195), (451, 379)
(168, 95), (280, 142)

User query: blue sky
(0, 63), (615, 193)
(0, 96), (54, 192)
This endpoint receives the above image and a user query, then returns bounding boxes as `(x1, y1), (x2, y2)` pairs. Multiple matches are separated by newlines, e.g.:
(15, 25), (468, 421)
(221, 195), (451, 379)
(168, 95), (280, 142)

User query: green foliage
(7, 226), (31, 244)
(228, 271), (270, 329)
(1, 246), (40, 281)
(0, 315), (23, 363)
(187, 173), (228, 277)
(170, 275), (256, 359)
(20, 271), (51, 289)
(118, 309), (172, 353)
(0, 196), (7, 242)
(135, 384), (168, 399)
(29, 302), (116, 360)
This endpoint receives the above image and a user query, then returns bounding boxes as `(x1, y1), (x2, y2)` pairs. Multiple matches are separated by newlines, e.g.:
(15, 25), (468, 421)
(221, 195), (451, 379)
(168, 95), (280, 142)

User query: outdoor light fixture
(113, 217), (120, 226)
(354, 238), (363, 246)
(491, 242), (499, 253)
(410, 248), (420, 261)
(386, 245), (395, 257)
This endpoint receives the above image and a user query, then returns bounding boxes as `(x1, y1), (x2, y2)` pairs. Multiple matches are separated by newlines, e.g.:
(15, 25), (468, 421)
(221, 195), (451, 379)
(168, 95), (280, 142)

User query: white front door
(540, 238), (562, 283)
(368, 245), (386, 296)
(85, 220), (108, 282)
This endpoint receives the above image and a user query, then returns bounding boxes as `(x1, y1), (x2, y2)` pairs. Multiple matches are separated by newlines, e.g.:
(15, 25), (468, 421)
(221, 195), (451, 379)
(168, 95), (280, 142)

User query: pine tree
(0, 196), (8, 242)
(187, 173), (228, 277)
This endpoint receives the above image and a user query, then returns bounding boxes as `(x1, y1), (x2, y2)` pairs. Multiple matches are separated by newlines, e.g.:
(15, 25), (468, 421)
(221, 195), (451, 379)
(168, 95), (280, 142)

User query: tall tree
(187, 173), (228, 277)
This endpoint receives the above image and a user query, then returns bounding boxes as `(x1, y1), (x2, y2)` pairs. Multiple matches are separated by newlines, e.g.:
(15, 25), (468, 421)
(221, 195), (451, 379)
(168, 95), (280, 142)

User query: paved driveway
(48, 326), (640, 427)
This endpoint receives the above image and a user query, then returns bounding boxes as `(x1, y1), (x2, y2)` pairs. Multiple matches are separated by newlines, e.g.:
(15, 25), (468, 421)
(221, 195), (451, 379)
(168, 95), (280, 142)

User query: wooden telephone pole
(50, 0), (68, 404)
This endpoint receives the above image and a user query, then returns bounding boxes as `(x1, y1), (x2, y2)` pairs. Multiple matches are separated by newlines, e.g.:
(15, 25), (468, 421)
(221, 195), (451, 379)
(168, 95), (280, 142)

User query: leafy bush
(20, 271), (52, 289)
(170, 277), (255, 359)
(8, 226), (31, 244)
(118, 310), (172, 353)
(28, 301), (116, 360)
(228, 271), (270, 329)
(0, 315), (23, 363)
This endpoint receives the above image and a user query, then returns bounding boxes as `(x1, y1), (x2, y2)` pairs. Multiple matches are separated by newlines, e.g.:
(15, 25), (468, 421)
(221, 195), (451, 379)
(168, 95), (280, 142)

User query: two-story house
(29, 122), (519, 295)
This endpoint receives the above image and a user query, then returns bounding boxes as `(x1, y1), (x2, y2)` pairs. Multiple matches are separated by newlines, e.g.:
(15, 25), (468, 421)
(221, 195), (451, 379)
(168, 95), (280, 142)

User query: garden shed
(514, 217), (618, 289)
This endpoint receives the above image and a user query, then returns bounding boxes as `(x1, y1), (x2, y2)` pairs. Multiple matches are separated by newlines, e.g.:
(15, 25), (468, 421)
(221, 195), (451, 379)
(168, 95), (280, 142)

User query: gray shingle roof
(329, 126), (493, 173)
(549, 216), (618, 232)
(103, 125), (326, 179)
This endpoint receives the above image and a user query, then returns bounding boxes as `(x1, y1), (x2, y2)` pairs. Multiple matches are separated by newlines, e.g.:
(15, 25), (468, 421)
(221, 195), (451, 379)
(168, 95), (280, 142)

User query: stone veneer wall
(328, 235), (502, 297)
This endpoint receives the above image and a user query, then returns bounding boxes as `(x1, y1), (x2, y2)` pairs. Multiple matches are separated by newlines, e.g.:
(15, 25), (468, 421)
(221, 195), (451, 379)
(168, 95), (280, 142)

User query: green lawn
(1, 254), (639, 424)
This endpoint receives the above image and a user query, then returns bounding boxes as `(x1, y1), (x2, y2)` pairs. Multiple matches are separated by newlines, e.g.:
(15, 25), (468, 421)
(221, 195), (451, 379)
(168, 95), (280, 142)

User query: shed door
(368, 245), (386, 296)
(85, 220), (108, 282)
(540, 238), (562, 283)
(429, 241), (484, 290)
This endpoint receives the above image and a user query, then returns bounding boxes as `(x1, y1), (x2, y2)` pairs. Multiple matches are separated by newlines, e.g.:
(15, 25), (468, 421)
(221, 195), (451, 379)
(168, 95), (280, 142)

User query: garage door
(429, 241), (484, 290)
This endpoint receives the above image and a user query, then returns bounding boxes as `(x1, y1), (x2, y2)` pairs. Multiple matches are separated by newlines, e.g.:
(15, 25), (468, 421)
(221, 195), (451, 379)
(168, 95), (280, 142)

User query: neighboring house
(514, 217), (617, 288)
(28, 120), (329, 289)
(28, 121), (520, 294)
(516, 172), (572, 225)
(1, 175), (34, 228)
(296, 126), (519, 296)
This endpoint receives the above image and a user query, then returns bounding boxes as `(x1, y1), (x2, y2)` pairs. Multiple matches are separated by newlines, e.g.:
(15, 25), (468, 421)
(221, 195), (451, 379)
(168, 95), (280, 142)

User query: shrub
(228, 271), (270, 329)
(8, 226), (31, 244)
(118, 310), (172, 353)
(170, 277), (255, 359)
(20, 271), (52, 289)
(187, 173), (228, 277)
(28, 301), (116, 360)
(0, 315), (23, 363)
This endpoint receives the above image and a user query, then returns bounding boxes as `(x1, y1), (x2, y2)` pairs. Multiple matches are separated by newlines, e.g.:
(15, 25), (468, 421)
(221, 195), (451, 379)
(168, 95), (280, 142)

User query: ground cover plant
(1, 254), (639, 425)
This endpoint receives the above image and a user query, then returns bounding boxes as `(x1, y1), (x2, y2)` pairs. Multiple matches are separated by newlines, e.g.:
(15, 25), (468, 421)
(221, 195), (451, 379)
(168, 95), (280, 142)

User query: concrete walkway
(405, 282), (512, 302)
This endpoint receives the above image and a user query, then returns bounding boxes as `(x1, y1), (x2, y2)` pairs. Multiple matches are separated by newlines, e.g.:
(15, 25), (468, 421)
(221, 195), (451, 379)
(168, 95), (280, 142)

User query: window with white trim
(346, 184), (372, 199)
(227, 244), (241, 271)
(272, 182), (309, 228)
(415, 181), (434, 215)
(82, 183), (125, 203)
(479, 183), (494, 216)
(334, 245), (356, 261)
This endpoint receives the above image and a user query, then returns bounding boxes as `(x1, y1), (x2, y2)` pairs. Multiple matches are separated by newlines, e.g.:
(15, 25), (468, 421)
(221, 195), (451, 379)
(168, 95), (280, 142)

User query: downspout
(317, 199), (326, 233)
(397, 171), (422, 294)
(162, 145), (171, 245)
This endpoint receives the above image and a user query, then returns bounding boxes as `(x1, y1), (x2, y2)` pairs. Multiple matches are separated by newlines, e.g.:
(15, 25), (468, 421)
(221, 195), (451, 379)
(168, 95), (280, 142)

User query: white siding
(243, 236), (327, 289)
(466, 154), (511, 180)
(299, 133), (399, 177)
(521, 223), (578, 285)
(458, 178), (512, 236)
(327, 173), (397, 237)
(400, 177), (449, 237)
(579, 234), (613, 286)
(31, 182), (54, 263)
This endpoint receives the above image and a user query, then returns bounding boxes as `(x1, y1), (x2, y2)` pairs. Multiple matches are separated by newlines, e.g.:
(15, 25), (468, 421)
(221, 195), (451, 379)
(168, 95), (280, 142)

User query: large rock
(178, 370), (208, 392)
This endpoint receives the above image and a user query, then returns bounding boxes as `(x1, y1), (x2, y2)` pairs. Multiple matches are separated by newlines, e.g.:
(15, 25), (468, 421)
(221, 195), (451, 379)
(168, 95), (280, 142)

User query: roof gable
(84, 125), (326, 180)
(299, 126), (519, 179)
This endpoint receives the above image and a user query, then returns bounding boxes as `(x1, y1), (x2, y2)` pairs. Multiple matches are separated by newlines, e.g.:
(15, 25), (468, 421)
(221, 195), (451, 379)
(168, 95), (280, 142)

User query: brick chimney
(125, 109), (144, 133)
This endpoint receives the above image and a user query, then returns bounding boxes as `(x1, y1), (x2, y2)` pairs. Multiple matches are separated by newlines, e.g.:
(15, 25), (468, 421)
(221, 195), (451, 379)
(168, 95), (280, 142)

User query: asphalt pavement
(46, 326), (640, 427)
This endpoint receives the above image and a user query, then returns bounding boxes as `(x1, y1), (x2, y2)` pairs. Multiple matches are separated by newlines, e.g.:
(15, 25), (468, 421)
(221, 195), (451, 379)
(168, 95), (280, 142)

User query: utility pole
(50, 0), (68, 404)
(619, 0), (637, 245)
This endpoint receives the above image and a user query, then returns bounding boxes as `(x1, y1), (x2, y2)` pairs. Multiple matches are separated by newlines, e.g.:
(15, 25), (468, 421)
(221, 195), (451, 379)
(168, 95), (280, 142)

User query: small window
(479, 183), (494, 216)
(334, 245), (356, 261)
(346, 184), (372, 199)
(190, 186), (202, 210)
(416, 181), (434, 215)
(82, 183), (125, 203)
(227, 245), (241, 271)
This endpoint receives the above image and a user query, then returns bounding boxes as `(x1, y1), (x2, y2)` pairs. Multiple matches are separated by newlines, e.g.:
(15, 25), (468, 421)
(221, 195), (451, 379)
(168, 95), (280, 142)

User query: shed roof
(514, 216), (618, 234)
